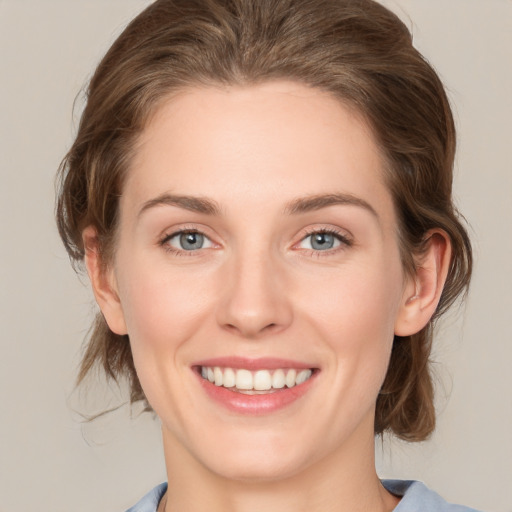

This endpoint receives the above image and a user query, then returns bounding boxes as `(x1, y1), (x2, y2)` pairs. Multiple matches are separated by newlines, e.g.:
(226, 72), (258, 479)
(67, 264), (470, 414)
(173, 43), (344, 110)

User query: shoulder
(382, 480), (482, 512)
(125, 483), (167, 512)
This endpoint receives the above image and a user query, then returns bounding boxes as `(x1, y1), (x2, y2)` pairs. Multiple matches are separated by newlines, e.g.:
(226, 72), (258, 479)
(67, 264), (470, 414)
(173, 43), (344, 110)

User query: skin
(84, 81), (451, 512)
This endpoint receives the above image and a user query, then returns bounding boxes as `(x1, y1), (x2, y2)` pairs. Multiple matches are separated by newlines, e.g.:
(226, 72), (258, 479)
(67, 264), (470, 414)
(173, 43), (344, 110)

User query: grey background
(0, 1), (510, 511)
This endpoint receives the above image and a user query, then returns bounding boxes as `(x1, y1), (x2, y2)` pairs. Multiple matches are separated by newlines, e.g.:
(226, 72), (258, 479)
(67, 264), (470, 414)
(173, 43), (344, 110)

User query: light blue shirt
(383, 480), (481, 512)
(125, 480), (482, 511)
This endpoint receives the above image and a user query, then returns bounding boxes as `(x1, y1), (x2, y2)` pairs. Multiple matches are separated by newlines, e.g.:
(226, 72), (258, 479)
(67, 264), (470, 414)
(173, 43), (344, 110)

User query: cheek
(299, 259), (404, 391)
(301, 258), (403, 339)
(114, 257), (220, 419)
(114, 256), (217, 365)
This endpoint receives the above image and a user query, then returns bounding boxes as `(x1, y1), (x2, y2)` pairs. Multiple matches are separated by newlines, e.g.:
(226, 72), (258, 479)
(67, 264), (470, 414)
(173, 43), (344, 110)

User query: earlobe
(82, 226), (128, 335)
(394, 230), (452, 337)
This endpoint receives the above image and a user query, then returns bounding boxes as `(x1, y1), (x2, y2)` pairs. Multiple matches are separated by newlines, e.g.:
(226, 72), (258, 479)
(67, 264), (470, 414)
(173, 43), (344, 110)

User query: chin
(206, 449), (311, 483)
(186, 425), (325, 483)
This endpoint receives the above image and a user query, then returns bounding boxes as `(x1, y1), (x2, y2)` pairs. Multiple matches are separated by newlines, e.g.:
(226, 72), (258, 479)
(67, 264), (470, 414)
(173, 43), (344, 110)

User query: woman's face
(104, 81), (414, 480)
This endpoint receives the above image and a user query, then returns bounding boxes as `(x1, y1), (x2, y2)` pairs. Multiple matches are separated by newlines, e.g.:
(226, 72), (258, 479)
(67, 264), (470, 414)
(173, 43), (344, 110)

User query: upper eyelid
(302, 227), (349, 237)
(157, 224), (352, 249)
(292, 227), (354, 253)
(159, 228), (216, 255)
(298, 226), (353, 243)
(160, 231), (216, 253)
(162, 228), (205, 239)
(159, 224), (215, 242)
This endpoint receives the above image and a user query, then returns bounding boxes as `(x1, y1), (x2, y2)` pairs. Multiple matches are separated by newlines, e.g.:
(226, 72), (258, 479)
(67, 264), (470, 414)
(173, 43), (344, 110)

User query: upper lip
(193, 356), (316, 371)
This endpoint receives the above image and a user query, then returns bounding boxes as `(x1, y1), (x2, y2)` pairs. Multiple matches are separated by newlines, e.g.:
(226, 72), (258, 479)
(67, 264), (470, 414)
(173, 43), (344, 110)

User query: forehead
(124, 81), (393, 224)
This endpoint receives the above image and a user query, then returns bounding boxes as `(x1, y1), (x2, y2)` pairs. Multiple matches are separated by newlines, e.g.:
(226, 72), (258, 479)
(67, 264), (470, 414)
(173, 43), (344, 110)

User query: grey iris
(180, 232), (204, 250)
(311, 233), (335, 250)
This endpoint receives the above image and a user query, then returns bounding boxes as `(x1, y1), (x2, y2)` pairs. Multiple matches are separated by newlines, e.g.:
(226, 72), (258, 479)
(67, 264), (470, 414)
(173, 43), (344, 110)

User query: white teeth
(254, 370), (272, 391)
(285, 369), (297, 388)
(272, 369), (286, 389)
(235, 369), (253, 390)
(214, 367), (223, 386)
(296, 369), (312, 385)
(200, 366), (313, 391)
(223, 367), (236, 388)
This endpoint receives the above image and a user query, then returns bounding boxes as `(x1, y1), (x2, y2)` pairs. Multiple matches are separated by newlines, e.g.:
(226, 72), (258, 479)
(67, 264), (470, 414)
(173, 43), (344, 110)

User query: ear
(82, 226), (128, 336)
(394, 229), (452, 337)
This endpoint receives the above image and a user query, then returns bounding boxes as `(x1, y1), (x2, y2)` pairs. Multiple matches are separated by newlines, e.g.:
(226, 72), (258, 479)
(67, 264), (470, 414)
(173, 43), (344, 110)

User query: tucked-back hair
(56, 0), (472, 440)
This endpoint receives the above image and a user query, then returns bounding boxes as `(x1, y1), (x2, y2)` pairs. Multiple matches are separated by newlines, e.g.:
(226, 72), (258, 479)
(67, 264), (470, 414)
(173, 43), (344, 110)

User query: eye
(297, 230), (351, 251)
(163, 230), (213, 251)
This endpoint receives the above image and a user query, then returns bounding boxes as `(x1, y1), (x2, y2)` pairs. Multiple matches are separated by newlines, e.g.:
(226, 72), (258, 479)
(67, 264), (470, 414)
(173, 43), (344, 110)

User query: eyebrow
(284, 193), (379, 218)
(138, 192), (378, 219)
(138, 193), (222, 218)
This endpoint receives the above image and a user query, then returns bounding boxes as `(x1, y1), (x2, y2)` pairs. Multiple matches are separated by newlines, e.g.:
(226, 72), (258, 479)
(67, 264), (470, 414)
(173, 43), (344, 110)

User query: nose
(216, 248), (293, 339)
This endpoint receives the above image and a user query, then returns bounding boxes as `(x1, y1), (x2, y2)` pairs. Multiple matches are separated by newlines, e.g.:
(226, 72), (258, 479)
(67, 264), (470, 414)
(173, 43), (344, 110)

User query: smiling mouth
(198, 366), (314, 394)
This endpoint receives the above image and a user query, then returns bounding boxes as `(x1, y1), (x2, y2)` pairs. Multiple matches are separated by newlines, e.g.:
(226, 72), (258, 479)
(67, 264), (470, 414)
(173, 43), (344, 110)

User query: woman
(56, 0), (477, 510)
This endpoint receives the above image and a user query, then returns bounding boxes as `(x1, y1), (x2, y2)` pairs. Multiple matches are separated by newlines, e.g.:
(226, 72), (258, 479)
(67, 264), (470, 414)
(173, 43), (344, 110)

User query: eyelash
(159, 227), (211, 257)
(158, 227), (352, 257)
(298, 228), (353, 257)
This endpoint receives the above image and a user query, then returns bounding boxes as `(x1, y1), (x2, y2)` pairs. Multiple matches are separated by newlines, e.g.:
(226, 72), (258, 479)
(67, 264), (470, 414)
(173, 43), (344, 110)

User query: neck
(160, 419), (399, 512)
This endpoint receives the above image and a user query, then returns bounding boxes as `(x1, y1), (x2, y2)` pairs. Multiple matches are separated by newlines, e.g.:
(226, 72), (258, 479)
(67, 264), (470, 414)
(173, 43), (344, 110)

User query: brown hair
(56, 0), (472, 440)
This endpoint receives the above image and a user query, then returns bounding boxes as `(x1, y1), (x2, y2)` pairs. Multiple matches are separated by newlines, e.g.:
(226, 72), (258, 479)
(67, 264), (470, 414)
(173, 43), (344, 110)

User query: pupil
(312, 233), (334, 250)
(180, 232), (203, 250)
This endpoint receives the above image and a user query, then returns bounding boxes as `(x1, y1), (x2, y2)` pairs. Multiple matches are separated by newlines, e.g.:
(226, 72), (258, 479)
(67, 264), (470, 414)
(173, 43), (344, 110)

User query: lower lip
(195, 370), (318, 415)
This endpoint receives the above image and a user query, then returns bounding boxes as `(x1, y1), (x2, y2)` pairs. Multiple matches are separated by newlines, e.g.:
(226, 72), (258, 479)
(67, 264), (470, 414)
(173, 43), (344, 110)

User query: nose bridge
(217, 240), (292, 338)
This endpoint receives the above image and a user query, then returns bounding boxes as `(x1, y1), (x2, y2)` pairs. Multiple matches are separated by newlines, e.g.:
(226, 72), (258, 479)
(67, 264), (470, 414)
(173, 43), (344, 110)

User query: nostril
(222, 321), (280, 338)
